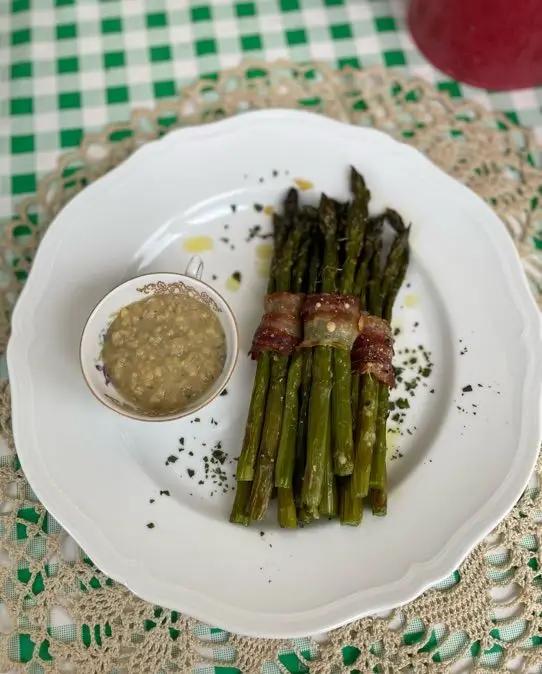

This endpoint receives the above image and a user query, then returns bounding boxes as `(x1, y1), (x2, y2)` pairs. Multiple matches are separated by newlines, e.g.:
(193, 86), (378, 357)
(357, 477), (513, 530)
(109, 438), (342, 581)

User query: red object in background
(408, 0), (542, 90)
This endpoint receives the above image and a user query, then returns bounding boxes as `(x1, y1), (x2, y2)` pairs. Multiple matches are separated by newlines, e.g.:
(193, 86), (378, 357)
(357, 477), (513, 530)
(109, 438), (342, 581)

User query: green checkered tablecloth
(2, 0), (542, 226)
(1, 2), (542, 671)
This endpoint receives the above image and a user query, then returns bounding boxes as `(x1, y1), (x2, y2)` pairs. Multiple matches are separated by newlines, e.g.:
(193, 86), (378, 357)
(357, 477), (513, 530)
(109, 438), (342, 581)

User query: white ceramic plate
(8, 110), (541, 638)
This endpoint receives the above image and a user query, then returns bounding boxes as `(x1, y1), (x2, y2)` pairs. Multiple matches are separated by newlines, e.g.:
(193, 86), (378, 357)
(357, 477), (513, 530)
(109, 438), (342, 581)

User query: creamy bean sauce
(102, 294), (226, 413)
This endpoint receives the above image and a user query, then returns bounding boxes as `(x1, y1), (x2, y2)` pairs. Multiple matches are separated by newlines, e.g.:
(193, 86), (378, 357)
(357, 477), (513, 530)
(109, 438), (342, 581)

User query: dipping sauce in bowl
(81, 268), (238, 422)
(102, 293), (226, 414)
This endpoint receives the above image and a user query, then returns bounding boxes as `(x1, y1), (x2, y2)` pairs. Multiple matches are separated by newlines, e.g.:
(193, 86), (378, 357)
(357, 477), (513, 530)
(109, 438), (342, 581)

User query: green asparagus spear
(271, 188), (299, 275)
(331, 349), (355, 475)
(229, 480), (252, 525)
(236, 353), (271, 482)
(339, 475), (363, 525)
(380, 228), (410, 320)
(292, 238), (310, 292)
(293, 243), (320, 505)
(302, 195), (338, 512)
(350, 216), (383, 440)
(383, 229), (410, 322)
(274, 232), (311, 490)
(353, 217), (383, 303)
(367, 237), (384, 316)
(319, 407), (338, 518)
(249, 215), (308, 520)
(332, 168), (371, 475)
(352, 232), (383, 498)
(275, 353), (302, 490)
(352, 374), (378, 497)
(273, 214), (305, 292)
(381, 208), (407, 234)
(248, 364), (289, 520)
(340, 169), (370, 294)
(234, 206), (286, 483)
(275, 223), (314, 529)
(351, 372), (360, 434)
(231, 191), (298, 522)
(319, 197), (339, 292)
(294, 350), (312, 504)
(235, 202), (300, 483)
(369, 487), (387, 516)
(333, 199), (349, 269)
(298, 505), (313, 526)
(278, 487), (297, 528)
(369, 381), (389, 498)
(370, 225), (410, 510)
(340, 213), (383, 514)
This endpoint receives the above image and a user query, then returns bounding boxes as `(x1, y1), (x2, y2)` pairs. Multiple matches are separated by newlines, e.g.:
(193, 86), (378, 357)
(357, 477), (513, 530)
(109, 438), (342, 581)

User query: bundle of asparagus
(231, 168), (410, 527)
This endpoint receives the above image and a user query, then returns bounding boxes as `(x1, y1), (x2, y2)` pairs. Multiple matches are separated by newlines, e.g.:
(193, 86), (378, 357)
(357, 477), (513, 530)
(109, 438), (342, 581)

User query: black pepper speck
(246, 224), (272, 242)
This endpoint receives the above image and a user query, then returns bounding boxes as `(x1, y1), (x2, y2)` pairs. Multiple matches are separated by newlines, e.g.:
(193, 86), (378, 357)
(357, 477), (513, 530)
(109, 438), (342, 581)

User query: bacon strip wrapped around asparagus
(298, 293), (360, 351)
(351, 313), (395, 388)
(249, 292), (305, 359)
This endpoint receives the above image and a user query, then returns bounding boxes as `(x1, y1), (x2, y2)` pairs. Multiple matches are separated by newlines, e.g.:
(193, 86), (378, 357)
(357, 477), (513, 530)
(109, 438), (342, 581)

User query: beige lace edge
(0, 61), (541, 673)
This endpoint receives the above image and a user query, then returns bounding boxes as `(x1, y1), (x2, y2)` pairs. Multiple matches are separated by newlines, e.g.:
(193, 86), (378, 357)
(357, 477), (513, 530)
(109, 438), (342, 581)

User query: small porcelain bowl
(80, 257), (239, 421)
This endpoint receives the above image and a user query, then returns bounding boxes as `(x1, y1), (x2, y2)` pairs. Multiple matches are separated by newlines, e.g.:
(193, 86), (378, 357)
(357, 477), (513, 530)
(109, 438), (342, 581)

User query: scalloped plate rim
(7, 109), (542, 638)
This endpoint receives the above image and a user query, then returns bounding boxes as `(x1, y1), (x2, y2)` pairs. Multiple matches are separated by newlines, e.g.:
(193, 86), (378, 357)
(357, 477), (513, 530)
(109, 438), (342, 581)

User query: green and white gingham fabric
(1, 1), (542, 668)
(2, 0), (542, 226)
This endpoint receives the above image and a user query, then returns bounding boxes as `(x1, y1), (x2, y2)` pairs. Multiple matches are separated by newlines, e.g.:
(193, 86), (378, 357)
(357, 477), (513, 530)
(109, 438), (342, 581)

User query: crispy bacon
(299, 293), (360, 350)
(250, 292), (305, 358)
(351, 313), (395, 387)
